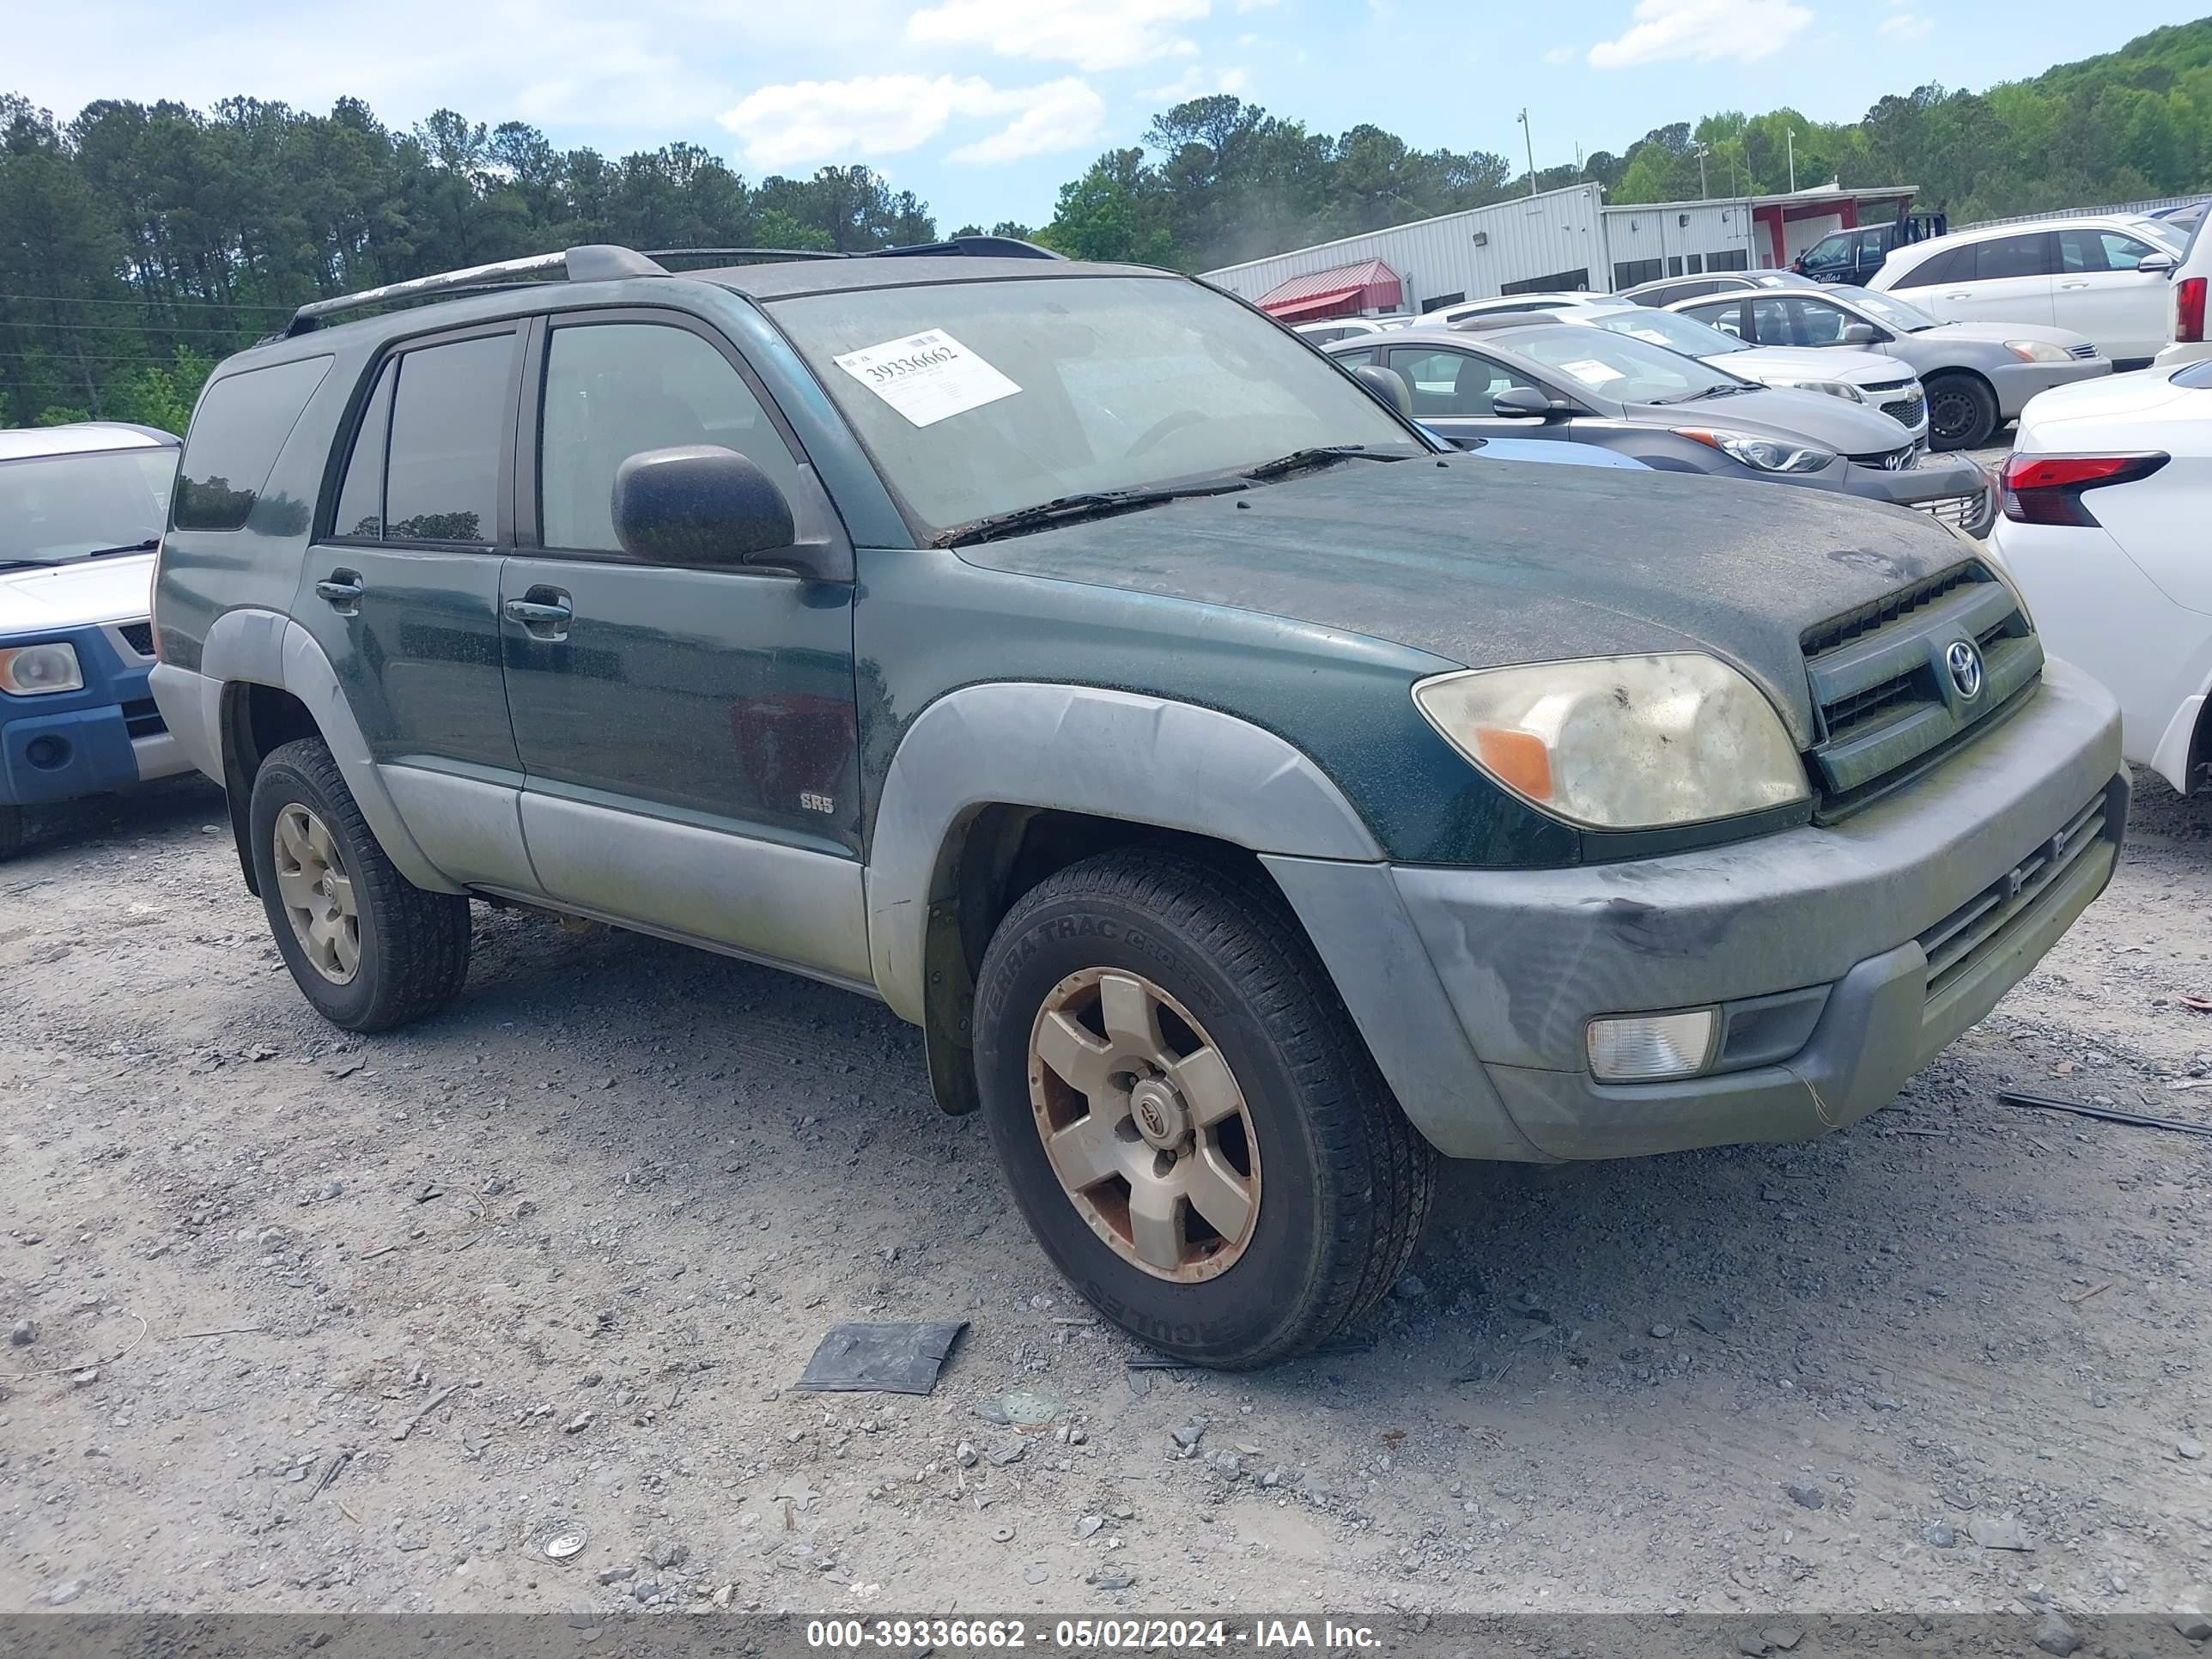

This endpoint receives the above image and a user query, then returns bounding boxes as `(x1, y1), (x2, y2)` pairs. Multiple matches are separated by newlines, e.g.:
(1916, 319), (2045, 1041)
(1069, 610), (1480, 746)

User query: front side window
(2060, 228), (2158, 272)
(1, 446), (177, 568)
(540, 323), (801, 555)
(1799, 233), (1852, 273)
(769, 275), (1415, 536)
(1788, 298), (1856, 346)
(382, 335), (514, 544)
(1387, 349), (1534, 416)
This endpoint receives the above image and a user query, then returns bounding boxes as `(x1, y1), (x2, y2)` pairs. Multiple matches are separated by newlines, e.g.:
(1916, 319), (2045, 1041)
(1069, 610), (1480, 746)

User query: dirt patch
(2, 775), (2208, 1618)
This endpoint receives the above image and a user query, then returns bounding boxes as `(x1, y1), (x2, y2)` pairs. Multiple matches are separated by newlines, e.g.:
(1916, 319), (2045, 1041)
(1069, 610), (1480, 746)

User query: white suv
(1871, 216), (2186, 367)
(2154, 215), (2209, 368)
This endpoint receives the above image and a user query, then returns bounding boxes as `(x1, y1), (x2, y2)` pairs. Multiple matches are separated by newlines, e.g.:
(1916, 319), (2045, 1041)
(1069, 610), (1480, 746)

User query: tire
(1925, 373), (1998, 451)
(247, 738), (471, 1031)
(973, 848), (1436, 1368)
(0, 805), (23, 861)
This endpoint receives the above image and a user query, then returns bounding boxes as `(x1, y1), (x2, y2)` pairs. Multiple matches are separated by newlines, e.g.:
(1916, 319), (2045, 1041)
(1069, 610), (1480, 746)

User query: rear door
(498, 309), (868, 983)
(2056, 225), (2171, 362)
(301, 324), (536, 890)
(1896, 233), (2057, 330)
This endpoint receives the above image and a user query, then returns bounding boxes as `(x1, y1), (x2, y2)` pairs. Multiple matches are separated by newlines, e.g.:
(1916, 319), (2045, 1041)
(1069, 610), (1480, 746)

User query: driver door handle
(503, 599), (572, 626)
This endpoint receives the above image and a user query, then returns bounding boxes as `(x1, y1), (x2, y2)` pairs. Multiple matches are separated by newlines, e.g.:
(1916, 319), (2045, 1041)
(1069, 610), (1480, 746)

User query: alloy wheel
(272, 803), (360, 984)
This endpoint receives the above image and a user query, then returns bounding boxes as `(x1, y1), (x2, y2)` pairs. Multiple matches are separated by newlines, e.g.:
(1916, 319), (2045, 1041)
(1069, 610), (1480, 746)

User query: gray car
(1666, 284), (2112, 450)
(1328, 319), (1996, 533)
(1618, 269), (1817, 308)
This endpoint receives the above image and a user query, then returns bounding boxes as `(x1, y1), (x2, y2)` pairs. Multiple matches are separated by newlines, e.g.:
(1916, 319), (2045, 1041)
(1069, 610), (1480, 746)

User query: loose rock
(2173, 1609), (2212, 1643)
(2033, 1611), (2080, 1656)
(1968, 1516), (2032, 1551)
(1784, 1483), (1824, 1510)
(2179, 1437), (2206, 1462)
(8, 1318), (33, 1347)
(1920, 1521), (1957, 1549)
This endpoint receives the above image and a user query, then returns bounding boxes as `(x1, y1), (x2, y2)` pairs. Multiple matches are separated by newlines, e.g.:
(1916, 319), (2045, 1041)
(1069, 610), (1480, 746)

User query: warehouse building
(1201, 181), (1918, 320)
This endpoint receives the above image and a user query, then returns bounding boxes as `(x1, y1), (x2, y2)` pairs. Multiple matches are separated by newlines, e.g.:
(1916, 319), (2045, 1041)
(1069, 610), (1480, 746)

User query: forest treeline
(3, 17), (2206, 429)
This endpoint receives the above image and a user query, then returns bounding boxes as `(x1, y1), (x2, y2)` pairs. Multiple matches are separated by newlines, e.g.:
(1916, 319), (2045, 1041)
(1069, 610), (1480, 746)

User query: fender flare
(863, 681), (1382, 1024)
(199, 607), (462, 895)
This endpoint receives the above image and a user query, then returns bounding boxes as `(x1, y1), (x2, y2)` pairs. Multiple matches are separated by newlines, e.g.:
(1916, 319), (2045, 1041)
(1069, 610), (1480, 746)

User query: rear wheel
(1926, 373), (1998, 450)
(973, 848), (1435, 1368)
(248, 738), (471, 1031)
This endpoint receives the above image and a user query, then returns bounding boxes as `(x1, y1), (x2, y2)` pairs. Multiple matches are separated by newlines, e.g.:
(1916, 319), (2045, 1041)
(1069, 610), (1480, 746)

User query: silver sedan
(1666, 284), (2111, 449)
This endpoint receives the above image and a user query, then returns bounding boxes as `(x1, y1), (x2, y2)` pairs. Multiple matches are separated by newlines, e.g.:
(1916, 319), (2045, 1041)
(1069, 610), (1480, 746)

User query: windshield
(768, 276), (1419, 535)
(2136, 217), (2189, 256)
(1, 446), (176, 568)
(1844, 288), (1939, 332)
(1587, 307), (1751, 356)
(1509, 326), (1741, 403)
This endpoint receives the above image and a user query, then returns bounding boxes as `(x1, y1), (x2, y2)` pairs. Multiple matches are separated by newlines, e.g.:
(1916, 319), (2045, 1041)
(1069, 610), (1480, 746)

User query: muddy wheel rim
(1027, 968), (1261, 1283)
(273, 803), (360, 985)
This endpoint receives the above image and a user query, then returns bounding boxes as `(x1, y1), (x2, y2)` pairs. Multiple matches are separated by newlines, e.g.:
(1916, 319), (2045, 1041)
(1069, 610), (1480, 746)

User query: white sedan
(1990, 362), (2212, 792)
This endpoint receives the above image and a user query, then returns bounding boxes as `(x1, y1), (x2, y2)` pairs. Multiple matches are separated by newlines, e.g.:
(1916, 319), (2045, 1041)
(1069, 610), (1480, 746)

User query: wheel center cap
(1129, 1079), (1188, 1150)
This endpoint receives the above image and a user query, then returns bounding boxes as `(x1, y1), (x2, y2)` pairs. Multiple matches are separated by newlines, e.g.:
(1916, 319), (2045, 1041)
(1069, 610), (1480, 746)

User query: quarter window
(384, 334), (515, 544)
(540, 322), (801, 555)
(1892, 245), (1970, 289)
(173, 356), (332, 532)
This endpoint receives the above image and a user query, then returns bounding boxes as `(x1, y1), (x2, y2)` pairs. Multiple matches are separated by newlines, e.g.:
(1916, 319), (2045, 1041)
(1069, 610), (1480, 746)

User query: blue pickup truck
(1, 422), (190, 857)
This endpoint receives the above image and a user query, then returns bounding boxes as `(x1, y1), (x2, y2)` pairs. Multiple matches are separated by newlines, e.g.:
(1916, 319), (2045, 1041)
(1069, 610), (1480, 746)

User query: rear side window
(331, 361), (395, 539)
(173, 356), (333, 532)
(1974, 234), (2053, 282)
(384, 334), (515, 544)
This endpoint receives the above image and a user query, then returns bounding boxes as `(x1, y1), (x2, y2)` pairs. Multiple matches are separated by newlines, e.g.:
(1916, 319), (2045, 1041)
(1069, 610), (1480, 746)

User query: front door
(2057, 225), (2173, 362)
(499, 311), (868, 984)
(1384, 345), (1560, 449)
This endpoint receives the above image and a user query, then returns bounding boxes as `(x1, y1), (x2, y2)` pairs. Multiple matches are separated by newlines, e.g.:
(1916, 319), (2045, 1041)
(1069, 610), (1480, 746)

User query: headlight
(1676, 428), (1836, 473)
(1777, 377), (1865, 403)
(2006, 339), (2071, 364)
(0, 642), (83, 696)
(1413, 653), (1810, 830)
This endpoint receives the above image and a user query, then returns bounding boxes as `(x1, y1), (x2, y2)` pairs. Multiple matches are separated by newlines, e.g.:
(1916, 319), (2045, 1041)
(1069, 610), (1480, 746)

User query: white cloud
(1878, 11), (1932, 38)
(1144, 64), (1250, 101)
(1218, 66), (1249, 93)
(720, 74), (1103, 170)
(1233, 0), (1280, 9)
(1588, 0), (1813, 67)
(1542, 44), (1577, 64)
(908, 0), (1208, 71)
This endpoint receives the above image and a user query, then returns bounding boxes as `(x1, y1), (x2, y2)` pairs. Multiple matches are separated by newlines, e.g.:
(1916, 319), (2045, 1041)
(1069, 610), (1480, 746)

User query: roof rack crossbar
(284, 244), (669, 335)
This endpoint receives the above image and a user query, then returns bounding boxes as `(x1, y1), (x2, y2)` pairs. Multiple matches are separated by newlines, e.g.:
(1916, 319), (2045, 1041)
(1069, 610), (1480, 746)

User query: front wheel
(1926, 373), (1998, 451)
(973, 848), (1436, 1368)
(248, 738), (471, 1031)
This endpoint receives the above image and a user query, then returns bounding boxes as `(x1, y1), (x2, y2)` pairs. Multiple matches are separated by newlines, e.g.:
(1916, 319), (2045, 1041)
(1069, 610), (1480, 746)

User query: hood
(1621, 382), (1917, 453)
(0, 552), (156, 635)
(957, 458), (1971, 746)
(1729, 345), (1915, 386)
(1920, 319), (2096, 352)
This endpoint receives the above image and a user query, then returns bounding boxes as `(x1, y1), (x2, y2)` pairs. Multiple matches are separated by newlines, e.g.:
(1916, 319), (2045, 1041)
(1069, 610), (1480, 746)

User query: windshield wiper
(82, 538), (161, 560)
(1239, 445), (1407, 482)
(934, 479), (1249, 547)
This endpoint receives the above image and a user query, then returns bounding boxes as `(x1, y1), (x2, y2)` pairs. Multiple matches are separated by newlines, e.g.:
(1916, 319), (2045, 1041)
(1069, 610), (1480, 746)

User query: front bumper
(1834, 453), (1997, 535)
(0, 623), (187, 807)
(1266, 659), (2124, 1162)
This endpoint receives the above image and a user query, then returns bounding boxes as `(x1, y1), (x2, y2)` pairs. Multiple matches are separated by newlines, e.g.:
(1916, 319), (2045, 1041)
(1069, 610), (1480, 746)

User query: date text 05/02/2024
(803, 1618), (1382, 1650)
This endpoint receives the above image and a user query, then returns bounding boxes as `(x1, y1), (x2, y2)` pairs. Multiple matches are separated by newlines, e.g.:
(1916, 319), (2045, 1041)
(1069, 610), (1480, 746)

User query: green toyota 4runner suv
(149, 240), (2124, 1367)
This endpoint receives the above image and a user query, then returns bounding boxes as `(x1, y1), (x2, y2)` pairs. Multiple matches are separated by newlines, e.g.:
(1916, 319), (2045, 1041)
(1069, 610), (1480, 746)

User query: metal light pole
(1518, 109), (1536, 197)
(1787, 128), (1796, 193)
(1694, 143), (1709, 199)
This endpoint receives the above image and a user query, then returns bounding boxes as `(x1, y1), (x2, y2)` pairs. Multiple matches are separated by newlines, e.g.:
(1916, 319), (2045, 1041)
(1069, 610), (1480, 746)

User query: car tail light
(1999, 453), (2169, 527)
(2179, 276), (2208, 345)
(148, 536), (166, 661)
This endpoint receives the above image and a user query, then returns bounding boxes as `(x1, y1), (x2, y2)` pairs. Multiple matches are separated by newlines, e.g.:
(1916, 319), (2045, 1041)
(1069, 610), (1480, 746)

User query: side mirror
(2139, 252), (2179, 276)
(1842, 322), (1880, 345)
(1491, 386), (1552, 419)
(613, 445), (798, 568)
(1352, 362), (1413, 418)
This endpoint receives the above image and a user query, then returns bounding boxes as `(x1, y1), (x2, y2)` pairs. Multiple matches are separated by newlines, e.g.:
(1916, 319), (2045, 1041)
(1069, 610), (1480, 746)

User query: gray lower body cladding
(1266, 659), (2124, 1162)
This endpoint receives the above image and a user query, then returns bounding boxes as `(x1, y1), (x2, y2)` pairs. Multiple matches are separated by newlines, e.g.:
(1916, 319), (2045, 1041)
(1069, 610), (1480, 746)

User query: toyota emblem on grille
(1946, 640), (1984, 700)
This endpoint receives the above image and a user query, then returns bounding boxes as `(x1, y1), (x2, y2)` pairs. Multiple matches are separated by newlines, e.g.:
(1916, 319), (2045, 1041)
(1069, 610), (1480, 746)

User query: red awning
(1255, 259), (1403, 321)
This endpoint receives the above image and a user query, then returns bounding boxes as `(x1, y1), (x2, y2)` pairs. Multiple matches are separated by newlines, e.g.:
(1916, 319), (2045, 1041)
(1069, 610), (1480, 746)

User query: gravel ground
(2, 769), (2208, 1626)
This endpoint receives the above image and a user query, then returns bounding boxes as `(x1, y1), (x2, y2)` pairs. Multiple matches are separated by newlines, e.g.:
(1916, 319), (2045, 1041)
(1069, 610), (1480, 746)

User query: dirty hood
(0, 552), (155, 635)
(957, 457), (1975, 746)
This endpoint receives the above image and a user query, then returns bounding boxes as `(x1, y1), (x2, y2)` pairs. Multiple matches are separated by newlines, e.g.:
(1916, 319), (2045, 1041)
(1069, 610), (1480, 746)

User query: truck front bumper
(1265, 659), (2125, 1162)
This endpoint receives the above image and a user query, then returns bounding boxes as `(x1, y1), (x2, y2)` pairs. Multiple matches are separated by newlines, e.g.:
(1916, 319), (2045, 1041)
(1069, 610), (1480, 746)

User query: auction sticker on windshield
(1559, 359), (1626, 386)
(832, 329), (1021, 427)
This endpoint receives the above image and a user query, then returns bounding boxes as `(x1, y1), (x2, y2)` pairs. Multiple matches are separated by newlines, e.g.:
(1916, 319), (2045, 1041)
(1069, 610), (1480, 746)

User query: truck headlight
(0, 642), (84, 696)
(2006, 339), (2071, 364)
(1413, 653), (1810, 830)
(1676, 428), (1835, 473)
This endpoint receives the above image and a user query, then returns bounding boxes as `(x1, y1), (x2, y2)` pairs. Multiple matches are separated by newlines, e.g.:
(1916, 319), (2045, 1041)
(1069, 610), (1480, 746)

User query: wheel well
(219, 683), (322, 894)
(918, 806), (1273, 1115)
(2188, 698), (2212, 795)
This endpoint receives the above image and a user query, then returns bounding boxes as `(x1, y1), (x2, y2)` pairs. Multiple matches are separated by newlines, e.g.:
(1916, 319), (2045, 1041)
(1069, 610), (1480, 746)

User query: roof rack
(282, 234), (1066, 337)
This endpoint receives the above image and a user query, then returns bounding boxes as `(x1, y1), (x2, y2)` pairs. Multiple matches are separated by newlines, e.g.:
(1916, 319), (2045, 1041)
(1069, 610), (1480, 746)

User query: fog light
(25, 734), (70, 770)
(1586, 1010), (1718, 1082)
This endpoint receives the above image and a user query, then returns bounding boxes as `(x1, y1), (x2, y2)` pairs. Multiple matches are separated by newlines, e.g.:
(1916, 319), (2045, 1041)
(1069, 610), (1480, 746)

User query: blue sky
(14, 1), (2205, 233)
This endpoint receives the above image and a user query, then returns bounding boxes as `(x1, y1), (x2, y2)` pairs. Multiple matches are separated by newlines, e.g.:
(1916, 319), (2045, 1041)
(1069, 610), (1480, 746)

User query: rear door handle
(315, 570), (363, 610)
(504, 586), (573, 640)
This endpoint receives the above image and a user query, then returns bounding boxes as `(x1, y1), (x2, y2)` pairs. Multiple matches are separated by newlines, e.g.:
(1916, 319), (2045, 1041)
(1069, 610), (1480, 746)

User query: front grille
(1918, 792), (2112, 1005)
(1910, 494), (1982, 530)
(1848, 443), (1918, 470)
(2068, 343), (2099, 361)
(1881, 392), (1928, 430)
(121, 698), (166, 740)
(117, 621), (155, 657)
(1801, 560), (2042, 817)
